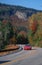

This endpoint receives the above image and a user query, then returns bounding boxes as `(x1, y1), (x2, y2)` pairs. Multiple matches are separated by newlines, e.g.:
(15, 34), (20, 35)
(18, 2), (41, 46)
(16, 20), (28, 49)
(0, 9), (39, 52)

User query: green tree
(0, 21), (4, 49)
(3, 22), (14, 44)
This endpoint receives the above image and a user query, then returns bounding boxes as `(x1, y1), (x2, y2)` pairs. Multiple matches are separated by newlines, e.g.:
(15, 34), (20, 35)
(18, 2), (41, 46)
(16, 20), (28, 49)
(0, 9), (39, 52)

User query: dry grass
(5, 44), (18, 50)
(0, 44), (19, 56)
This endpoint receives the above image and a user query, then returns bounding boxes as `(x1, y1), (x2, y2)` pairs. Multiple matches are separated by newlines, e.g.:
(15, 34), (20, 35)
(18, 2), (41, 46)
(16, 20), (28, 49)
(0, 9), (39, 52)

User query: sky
(0, 0), (42, 10)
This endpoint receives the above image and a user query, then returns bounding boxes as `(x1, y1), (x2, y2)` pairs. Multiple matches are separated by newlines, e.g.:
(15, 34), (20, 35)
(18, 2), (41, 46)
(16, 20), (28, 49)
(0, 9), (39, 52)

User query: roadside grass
(0, 44), (19, 56)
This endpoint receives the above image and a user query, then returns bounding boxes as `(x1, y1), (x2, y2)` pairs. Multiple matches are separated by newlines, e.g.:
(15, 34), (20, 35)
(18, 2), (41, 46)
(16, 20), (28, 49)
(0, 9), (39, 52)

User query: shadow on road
(0, 60), (10, 64)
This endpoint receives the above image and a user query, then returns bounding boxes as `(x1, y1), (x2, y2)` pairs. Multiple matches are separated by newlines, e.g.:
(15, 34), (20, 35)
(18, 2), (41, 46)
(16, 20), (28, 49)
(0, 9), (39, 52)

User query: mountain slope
(0, 3), (42, 32)
(0, 3), (42, 20)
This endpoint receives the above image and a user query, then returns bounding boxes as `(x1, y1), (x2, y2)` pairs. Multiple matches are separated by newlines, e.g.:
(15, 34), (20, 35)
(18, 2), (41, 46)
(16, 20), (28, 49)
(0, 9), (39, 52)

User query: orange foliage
(30, 21), (37, 33)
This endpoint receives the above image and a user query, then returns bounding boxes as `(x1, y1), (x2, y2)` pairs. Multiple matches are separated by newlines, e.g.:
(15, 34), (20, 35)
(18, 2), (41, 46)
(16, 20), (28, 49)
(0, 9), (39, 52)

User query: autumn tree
(28, 13), (42, 47)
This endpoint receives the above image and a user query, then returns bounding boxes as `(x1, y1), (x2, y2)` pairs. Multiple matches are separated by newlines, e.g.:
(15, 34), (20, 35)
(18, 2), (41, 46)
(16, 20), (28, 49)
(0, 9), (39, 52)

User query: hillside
(0, 3), (42, 20)
(0, 3), (42, 32)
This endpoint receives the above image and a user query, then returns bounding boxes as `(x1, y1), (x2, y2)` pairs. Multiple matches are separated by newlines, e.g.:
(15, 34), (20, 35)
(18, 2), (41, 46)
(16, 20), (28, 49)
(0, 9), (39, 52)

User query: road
(0, 46), (42, 65)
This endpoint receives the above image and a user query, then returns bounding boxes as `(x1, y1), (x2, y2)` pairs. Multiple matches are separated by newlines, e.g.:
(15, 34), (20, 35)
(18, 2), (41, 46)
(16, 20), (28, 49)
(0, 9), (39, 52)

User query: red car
(24, 44), (32, 50)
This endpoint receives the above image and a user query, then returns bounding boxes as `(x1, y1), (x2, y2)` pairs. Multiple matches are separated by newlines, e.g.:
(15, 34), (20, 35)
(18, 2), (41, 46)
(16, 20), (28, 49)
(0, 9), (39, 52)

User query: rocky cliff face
(15, 11), (27, 20)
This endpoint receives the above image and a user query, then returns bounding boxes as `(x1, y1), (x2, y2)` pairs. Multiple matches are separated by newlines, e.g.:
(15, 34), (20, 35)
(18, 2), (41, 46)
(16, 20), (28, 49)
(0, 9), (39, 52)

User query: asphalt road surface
(0, 46), (42, 65)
